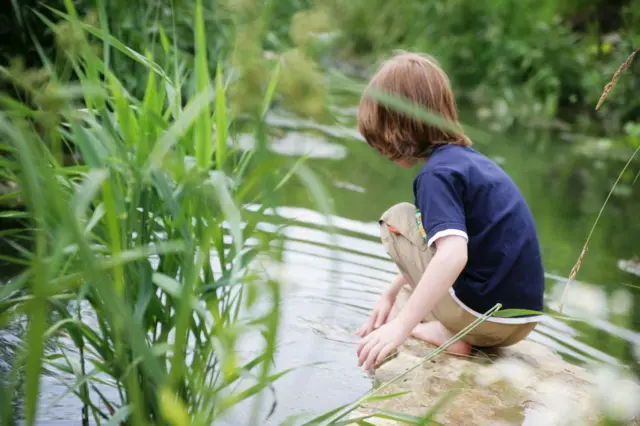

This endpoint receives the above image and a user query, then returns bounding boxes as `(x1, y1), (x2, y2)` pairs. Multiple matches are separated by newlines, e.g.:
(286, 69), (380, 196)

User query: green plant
(0, 1), (331, 424)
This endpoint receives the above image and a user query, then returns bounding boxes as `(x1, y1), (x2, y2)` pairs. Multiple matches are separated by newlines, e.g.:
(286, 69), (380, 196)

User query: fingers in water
(358, 336), (379, 367)
(364, 340), (386, 370)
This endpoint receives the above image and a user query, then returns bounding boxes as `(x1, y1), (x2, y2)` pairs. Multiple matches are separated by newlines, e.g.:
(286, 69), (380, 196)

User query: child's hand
(356, 292), (396, 338)
(357, 318), (412, 370)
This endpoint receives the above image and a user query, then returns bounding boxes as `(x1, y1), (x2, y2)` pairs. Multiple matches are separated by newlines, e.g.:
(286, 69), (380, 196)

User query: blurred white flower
(609, 288), (633, 316)
(536, 379), (579, 419)
(476, 107), (492, 119)
(523, 408), (562, 426)
(593, 365), (640, 422)
(474, 364), (503, 387)
(553, 282), (609, 319)
(496, 358), (535, 388)
(475, 358), (534, 389)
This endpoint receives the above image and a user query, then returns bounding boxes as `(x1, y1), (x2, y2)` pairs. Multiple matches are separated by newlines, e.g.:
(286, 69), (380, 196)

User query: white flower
(554, 282), (609, 319)
(496, 358), (535, 388)
(476, 107), (492, 119)
(523, 408), (562, 426)
(593, 366), (640, 422)
(475, 359), (534, 389)
(475, 364), (504, 387)
(536, 379), (576, 417)
(609, 288), (633, 316)
(528, 378), (595, 426)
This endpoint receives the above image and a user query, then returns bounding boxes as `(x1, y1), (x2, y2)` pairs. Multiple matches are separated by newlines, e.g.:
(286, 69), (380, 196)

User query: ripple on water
(23, 205), (640, 424)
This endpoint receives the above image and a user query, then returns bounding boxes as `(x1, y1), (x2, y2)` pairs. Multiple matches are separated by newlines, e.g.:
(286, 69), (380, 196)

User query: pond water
(2, 104), (640, 425)
(221, 106), (640, 424)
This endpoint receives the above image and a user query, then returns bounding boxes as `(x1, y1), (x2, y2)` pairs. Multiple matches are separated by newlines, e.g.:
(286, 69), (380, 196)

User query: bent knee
(380, 202), (416, 225)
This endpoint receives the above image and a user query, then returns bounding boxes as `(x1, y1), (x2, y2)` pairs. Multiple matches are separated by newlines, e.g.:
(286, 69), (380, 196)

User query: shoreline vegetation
(0, 1), (639, 425)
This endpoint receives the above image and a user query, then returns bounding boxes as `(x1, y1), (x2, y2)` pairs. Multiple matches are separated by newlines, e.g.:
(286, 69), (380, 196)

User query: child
(355, 52), (545, 371)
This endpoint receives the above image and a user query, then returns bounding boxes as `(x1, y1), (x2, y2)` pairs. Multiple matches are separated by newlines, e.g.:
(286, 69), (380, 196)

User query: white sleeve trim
(427, 229), (469, 248)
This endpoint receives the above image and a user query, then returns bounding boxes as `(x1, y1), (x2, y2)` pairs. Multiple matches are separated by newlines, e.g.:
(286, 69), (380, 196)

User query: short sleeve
(415, 169), (468, 248)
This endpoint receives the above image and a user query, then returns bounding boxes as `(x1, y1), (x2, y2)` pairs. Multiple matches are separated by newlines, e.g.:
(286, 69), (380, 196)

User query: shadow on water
(2, 106), (640, 424)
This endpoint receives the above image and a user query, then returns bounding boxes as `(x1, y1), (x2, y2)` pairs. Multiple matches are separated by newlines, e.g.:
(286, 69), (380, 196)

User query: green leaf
(151, 272), (208, 318)
(215, 61), (228, 170)
(206, 171), (243, 278)
(301, 403), (351, 426)
(71, 169), (108, 224)
(0, 211), (29, 218)
(262, 61), (281, 117)
(108, 73), (138, 147)
(144, 85), (215, 175)
(366, 391), (412, 402)
(194, 0), (212, 169)
(372, 409), (424, 424)
(331, 415), (375, 426)
(0, 271), (28, 302)
(106, 405), (133, 426)
(493, 309), (545, 318)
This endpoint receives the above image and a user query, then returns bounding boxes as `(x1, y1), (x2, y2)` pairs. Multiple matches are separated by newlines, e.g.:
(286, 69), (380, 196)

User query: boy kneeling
(355, 52), (545, 370)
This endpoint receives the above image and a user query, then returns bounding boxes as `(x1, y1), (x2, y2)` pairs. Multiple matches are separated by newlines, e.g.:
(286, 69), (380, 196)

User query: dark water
(2, 105), (640, 424)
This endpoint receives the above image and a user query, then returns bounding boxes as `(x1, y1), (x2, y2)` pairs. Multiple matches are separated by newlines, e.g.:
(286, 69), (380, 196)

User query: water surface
(4, 106), (640, 425)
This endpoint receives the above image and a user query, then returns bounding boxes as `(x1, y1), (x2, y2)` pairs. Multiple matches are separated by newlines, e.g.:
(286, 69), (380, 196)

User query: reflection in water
(237, 132), (348, 160)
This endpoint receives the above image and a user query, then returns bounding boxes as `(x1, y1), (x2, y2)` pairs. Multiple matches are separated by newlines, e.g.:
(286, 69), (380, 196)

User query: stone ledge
(350, 338), (639, 426)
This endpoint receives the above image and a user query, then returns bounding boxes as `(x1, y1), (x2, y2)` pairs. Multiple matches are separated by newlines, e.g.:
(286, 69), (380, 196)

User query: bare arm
(386, 272), (408, 298)
(396, 235), (468, 331)
(357, 272), (408, 337)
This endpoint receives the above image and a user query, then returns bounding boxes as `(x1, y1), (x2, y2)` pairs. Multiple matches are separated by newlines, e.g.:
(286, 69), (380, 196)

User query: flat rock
(349, 338), (640, 426)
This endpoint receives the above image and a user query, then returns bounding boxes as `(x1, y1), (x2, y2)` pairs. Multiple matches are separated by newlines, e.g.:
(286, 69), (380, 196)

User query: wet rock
(350, 338), (640, 426)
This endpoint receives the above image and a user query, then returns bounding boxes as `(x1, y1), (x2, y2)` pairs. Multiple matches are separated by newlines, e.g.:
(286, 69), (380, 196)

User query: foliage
(0, 1), (332, 424)
(4, 0), (639, 136)
(317, 0), (640, 137)
(2, 0), (310, 100)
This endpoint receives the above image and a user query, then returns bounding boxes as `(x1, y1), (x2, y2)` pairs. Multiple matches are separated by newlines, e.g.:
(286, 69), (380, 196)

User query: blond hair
(357, 52), (471, 161)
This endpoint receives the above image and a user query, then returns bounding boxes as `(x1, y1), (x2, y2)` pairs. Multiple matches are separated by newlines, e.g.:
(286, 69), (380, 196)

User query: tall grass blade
(194, 0), (213, 169)
(558, 145), (640, 311)
(215, 62), (228, 170)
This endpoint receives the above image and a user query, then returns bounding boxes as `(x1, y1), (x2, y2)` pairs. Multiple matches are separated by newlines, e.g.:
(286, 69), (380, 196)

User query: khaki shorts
(380, 202), (537, 348)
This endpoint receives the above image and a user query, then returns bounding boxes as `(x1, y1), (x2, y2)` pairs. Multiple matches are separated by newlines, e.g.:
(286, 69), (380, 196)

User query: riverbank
(351, 337), (640, 425)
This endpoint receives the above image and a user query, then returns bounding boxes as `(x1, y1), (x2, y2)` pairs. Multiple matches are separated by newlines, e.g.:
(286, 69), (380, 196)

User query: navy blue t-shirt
(414, 144), (544, 316)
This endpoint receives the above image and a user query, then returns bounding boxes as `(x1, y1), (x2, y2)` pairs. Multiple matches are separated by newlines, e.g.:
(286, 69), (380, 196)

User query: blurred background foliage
(3, 0), (639, 146)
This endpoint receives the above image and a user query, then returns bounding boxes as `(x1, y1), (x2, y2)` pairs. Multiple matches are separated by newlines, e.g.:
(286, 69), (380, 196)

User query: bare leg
(411, 321), (472, 356)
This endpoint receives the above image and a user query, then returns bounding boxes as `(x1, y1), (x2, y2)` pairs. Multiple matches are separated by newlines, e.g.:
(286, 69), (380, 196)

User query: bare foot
(411, 321), (472, 356)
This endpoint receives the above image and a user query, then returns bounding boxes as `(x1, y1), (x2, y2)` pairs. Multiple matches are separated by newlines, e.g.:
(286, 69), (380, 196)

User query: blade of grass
(194, 0), (213, 170)
(558, 145), (640, 311)
(215, 61), (228, 170)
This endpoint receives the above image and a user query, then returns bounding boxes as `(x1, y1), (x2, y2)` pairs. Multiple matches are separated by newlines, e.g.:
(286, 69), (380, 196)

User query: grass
(0, 1), (331, 425)
(559, 49), (640, 312)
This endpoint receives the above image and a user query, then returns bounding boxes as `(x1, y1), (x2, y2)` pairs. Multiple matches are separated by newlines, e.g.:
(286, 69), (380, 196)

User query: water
(3, 106), (640, 424)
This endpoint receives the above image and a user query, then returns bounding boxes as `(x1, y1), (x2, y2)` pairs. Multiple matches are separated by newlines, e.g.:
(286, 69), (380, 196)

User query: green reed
(0, 1), (321, 424)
